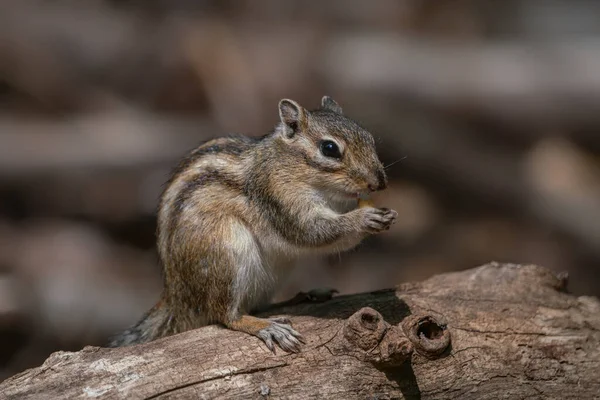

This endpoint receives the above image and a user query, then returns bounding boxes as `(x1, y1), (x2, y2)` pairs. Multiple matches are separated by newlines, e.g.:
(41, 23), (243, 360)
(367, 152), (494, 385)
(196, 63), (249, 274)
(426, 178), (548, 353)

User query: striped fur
(109, 97), (394, 348)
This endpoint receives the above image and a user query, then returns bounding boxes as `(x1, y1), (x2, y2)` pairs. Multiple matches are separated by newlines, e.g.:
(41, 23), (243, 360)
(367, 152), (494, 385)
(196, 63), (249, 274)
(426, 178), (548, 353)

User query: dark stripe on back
(166, 135), (259, 187)
(166, 168), (243, 250)
(157, 135), (259, 243)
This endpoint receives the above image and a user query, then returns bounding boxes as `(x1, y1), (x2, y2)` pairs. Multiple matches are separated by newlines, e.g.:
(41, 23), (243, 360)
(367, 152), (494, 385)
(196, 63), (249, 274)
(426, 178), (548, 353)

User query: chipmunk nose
(368, 168), (387, 192)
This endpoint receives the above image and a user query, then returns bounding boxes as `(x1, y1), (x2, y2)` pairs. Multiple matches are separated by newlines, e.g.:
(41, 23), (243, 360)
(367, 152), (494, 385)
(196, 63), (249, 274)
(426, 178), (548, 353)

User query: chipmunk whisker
(384, 156), (407, 170)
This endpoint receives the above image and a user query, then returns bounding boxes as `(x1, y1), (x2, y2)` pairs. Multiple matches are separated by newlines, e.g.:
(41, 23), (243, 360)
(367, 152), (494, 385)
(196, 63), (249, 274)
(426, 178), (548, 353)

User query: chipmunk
(109, 96), (397, 352)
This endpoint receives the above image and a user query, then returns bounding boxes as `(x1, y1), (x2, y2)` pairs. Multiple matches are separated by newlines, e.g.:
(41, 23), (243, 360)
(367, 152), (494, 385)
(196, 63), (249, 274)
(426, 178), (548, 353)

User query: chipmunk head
(276, 96), (387, 201)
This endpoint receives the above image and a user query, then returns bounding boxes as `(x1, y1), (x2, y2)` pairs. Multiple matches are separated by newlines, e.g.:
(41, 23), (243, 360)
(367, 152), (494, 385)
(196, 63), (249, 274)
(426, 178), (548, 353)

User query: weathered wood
(1, 263), (599, 399)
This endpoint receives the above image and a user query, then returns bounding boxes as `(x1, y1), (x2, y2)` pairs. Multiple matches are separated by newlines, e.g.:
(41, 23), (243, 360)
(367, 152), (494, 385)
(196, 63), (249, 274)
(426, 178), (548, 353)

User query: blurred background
(1, 0), (600, 380)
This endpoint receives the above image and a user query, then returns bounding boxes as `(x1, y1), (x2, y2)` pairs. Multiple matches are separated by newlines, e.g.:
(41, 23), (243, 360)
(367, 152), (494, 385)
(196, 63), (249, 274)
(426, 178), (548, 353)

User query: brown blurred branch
(346, 103), (600, 255)
(322, 35), (600, 127)
(0, 110), (215, 176)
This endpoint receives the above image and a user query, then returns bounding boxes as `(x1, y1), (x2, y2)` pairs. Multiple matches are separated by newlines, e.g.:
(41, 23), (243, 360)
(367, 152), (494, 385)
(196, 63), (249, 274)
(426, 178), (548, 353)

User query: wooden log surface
(1, 263), (599, 399)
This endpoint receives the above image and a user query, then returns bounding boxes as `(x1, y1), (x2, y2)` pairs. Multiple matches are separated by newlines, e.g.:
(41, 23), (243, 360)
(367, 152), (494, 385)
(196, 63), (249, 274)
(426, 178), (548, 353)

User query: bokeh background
(1, 0), (600, 380)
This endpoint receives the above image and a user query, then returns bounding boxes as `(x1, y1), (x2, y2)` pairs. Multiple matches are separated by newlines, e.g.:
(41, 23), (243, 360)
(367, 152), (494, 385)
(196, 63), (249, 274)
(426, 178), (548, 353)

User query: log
(1, 263), (599, 399)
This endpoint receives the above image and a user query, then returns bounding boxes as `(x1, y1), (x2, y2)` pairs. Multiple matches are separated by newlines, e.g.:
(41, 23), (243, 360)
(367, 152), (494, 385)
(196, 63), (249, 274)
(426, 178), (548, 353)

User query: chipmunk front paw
(361, 207), (398, 234)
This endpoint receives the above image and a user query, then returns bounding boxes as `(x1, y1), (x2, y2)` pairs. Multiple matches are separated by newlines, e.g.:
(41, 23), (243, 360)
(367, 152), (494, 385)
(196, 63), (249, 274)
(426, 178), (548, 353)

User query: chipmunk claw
(263, 337), (275, 353)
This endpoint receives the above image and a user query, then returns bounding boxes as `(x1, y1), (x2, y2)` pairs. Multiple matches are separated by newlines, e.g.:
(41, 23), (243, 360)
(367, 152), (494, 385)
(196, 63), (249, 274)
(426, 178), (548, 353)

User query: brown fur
(108, 96), (396, 350)
(227, 315), (272, 334)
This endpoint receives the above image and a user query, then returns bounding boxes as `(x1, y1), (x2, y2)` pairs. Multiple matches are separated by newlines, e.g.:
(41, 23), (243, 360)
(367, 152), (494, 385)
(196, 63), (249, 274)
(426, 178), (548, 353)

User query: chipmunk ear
(321, 96), (343, 114)
(278, 99), (306, 138)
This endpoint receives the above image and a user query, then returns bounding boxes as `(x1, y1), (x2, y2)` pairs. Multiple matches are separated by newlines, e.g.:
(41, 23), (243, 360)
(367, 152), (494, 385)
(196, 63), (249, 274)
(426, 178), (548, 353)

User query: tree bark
(1, 263), (599, 399)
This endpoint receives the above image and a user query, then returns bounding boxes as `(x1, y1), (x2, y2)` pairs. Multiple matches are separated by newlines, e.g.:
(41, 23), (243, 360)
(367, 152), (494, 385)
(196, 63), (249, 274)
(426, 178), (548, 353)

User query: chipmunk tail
(107, 299), (173, 347)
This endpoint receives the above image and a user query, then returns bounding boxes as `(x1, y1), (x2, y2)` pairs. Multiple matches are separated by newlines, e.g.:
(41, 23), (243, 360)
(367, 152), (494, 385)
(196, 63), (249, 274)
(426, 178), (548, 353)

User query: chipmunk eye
(320, 140), (342, 159)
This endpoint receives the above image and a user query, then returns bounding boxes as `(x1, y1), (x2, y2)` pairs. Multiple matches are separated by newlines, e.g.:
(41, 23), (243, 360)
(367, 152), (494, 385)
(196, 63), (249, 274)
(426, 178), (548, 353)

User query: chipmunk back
(109, 96), (397, 352)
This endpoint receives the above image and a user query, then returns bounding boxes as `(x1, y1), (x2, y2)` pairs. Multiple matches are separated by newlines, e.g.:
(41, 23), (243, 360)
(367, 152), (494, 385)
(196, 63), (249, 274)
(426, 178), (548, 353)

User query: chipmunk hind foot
(227, 315), (304, 353)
